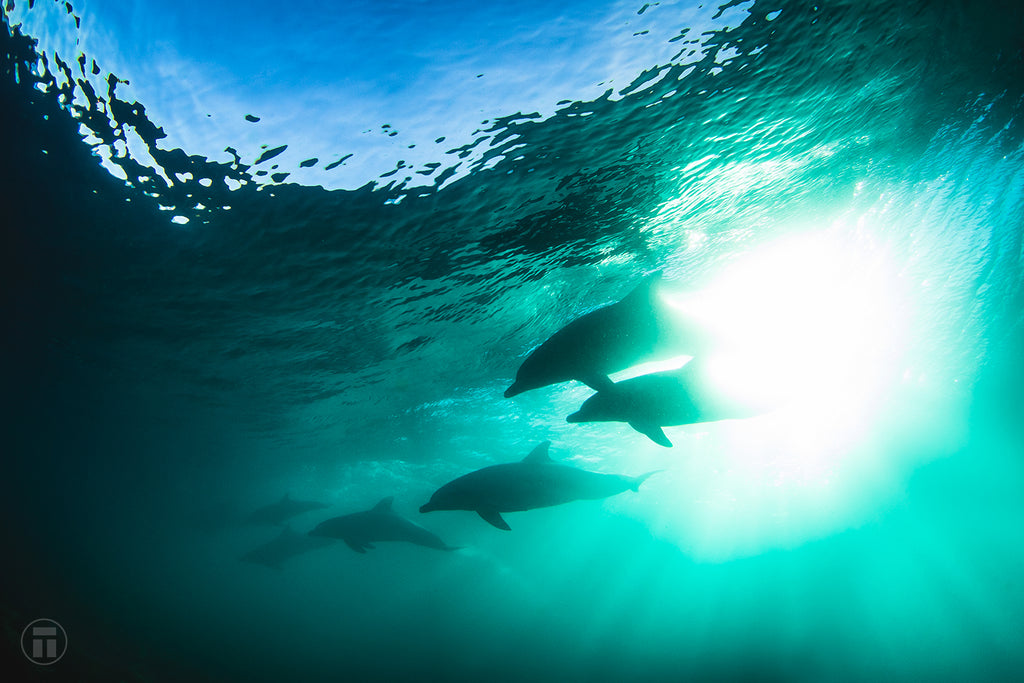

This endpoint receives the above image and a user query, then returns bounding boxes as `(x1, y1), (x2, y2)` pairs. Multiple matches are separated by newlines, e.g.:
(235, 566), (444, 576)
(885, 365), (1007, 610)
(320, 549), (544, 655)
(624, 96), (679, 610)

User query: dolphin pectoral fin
(629, 422), (673, 447)
(477, 509), (511, 531)
(629, 470), (664, 491)
(342, 538), (368, 553)
(580, 374), (615, 393)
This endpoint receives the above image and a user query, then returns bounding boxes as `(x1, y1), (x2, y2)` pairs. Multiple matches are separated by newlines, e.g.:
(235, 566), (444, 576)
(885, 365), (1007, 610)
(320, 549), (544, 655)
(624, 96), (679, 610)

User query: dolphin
(565, 358), (776, 447)
(419, 441), (659, 530)
(504, 272), (706, 398)
(241, 525), (336, 570)
(247, 493), (329, 525)
(309, 497), (459, 553)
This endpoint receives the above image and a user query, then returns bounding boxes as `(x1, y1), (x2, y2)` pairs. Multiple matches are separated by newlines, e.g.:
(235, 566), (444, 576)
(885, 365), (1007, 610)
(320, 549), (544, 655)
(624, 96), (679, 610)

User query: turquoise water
(2, 1), (1023, 681)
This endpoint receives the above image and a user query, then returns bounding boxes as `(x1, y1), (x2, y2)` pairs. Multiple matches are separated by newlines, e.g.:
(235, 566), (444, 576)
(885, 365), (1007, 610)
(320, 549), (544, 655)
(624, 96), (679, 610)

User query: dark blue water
(3, 1), (1024, 681)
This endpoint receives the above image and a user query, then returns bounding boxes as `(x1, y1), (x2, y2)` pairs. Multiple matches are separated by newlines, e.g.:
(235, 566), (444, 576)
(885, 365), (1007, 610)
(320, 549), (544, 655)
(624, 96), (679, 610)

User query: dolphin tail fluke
(477, 508), (511, 531)
(629, 421), (673, 447)
(629, 470), (663, 492)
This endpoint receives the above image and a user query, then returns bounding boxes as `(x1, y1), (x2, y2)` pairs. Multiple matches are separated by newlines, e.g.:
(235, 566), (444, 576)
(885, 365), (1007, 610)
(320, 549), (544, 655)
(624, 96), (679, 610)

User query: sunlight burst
(644, 229), (915, 558)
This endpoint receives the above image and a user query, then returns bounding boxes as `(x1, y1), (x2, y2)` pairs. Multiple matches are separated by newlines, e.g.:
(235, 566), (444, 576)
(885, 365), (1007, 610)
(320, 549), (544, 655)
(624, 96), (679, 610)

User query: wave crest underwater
(4, 1), (1024, 682)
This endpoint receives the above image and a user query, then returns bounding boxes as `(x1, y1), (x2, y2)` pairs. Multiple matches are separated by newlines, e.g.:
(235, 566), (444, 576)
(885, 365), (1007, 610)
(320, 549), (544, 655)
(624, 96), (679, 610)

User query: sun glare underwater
(3, 0), (1024, 682)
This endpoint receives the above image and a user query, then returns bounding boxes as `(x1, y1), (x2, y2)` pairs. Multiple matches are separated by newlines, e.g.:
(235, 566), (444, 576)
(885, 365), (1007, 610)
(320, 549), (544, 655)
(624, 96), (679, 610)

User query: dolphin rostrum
(565, 358), (777, 447)
(241, 525), (336, 570)
(419, 441), (659, 530)
(247, 493), (330, 525)
(309, 497), (459, 553)
(504, 272), (707, 398)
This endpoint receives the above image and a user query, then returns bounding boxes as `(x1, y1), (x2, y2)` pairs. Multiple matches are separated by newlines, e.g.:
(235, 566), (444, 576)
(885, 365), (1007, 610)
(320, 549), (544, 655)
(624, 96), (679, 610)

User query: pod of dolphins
(242, 272), (775, 566)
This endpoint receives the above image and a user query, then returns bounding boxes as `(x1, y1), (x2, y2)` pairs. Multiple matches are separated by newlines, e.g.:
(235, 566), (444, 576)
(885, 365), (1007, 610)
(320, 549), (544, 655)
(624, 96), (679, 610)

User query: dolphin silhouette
(247, 493), (329, 525)
(566, 358), (776, 447)
(504, 272), (705, 398)
(419, 441), (659, 530)
(241, 525), (336, 570)
(309, 497), (459, 553)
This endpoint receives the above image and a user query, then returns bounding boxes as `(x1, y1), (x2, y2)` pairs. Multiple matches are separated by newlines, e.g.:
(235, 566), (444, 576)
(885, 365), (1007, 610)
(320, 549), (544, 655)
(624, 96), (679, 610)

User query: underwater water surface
(2, 0), (1024, 681)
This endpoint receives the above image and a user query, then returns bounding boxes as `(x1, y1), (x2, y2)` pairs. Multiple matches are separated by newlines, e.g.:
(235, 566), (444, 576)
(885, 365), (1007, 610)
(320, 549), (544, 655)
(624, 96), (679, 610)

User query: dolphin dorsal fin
(522, 441), (553, 463)
(623, 270), (663, 303)
(372, 496), (395, 512)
